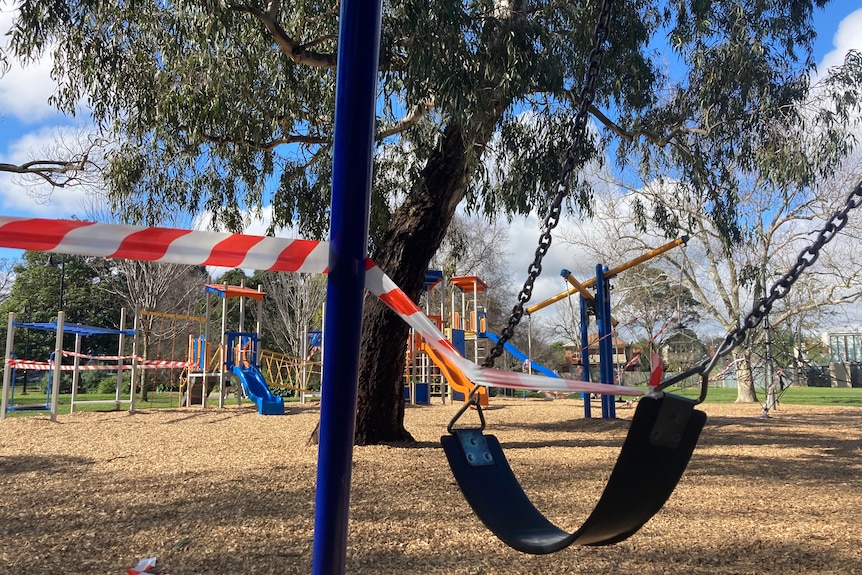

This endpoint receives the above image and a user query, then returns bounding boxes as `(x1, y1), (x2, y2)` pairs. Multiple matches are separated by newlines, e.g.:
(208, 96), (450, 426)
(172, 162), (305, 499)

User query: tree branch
(198, 132), (329, 151)
(229, 3), (337, 68)
(587, 103), (710, 146)
(377, 100), (434, 139)
(0, 152), (98, 187)
(265, 0), (280, 18)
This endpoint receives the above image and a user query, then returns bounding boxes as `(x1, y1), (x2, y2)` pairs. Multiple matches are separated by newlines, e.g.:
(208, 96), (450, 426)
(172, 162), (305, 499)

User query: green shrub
(97, 372), (131, 394)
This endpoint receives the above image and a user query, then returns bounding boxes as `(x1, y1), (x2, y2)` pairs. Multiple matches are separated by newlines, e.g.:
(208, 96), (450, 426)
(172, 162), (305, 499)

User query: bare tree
(259, 271), (326, 359)
(614, 266), (702, 345)
(561, 157), (862, 402)
(428, 213), (511, 327)
(82, 192), (207, 400)
(0, 134), (104, 189)
(430, 213), (510, 289)
(0, 257), (17, 305)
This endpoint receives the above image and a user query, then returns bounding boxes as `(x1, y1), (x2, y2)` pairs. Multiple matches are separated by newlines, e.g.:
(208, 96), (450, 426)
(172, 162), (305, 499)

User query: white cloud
(815, 9), (862, 79)
(500, 212), (604, 320)
(0, 7), (63, 123)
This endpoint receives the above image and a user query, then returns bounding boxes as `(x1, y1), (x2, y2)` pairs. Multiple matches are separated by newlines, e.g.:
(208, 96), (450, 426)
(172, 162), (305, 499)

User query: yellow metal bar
(560, 271), (618, 326)
(600, 235), (689, 281)
(525, 284), (579, 315)
(526, 236), (688, 315)
(561, 272), (592, 302)
(139, 309), (207, 323)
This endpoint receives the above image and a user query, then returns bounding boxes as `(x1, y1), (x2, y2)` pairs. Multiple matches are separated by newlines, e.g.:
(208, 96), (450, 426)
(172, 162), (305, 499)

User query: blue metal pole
(579, 294), (591, 419)
(311, 1), (383, 573)
(595, 265), (616, 419)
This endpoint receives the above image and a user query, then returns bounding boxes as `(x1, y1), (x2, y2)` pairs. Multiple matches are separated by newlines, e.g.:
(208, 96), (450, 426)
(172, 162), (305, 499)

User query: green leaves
(6, 0), (856, 251)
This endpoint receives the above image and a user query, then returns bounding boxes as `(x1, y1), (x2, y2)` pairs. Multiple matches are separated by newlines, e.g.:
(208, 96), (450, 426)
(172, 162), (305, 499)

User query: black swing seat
(441, 394), (706, 554)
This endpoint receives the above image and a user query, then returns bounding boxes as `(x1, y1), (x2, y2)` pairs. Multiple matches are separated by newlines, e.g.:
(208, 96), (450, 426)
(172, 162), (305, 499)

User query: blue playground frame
(311, 2), (384, 574)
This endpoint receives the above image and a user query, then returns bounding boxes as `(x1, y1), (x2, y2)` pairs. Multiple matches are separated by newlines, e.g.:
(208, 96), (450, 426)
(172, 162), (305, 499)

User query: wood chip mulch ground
(0, 397), (860, 574)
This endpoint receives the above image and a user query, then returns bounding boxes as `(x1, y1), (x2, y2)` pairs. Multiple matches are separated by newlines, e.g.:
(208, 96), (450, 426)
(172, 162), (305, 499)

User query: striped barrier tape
(7, 360), (53, 370)
(8, 357), (190, 370)
(61, 350), (137, 361)
(0, 216), (643, 397)
(137, 359), (193, 368)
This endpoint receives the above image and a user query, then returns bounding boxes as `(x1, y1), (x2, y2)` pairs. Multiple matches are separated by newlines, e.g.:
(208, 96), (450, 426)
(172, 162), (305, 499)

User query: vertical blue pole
(595, 264), (616, 419)
(579, 295), (591, 419)
(311, 2), (383, 574)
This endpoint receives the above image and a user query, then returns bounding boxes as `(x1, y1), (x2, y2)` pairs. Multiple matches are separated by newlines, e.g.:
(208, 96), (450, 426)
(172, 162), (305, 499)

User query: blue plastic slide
(231, 364), (285, 415)
(483, 332), (559, 378)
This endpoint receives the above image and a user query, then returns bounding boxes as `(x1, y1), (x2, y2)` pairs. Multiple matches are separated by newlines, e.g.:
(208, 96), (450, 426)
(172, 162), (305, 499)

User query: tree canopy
(5, 0), (858, 440)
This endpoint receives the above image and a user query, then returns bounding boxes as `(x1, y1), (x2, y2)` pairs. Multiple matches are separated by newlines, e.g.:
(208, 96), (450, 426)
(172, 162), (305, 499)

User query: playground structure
(185, 282), (285, 415)
(403, 270), (482, 405)
(1, 310), (136, 420)
(0, 282), (320, 418)
(523, 236), (691, 419)
(136, 309), (206, 406)
(404, 272), (562, 406)
(1, 6), (854, 567)
(182, 282), (320, 414)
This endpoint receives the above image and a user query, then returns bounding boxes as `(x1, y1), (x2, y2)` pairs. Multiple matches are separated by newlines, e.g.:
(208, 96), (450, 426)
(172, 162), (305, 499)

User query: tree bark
(139, 331), (150, 402)
(353, 124), (471, 445)
(733, 348), (759, 403)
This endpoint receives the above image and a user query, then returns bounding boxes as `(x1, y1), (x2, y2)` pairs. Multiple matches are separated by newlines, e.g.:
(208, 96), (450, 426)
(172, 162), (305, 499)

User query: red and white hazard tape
(7, 358), (190, 371)
(137, 359), (192, 368)
(6, 360), (53, 370)
(0, 217), (642, 397)
(7, 360), (116, 371)
(61, 350), (136, 361)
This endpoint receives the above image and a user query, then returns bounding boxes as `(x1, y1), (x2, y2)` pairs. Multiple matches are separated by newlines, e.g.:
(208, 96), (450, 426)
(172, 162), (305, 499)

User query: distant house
(822, 331), (862, 363)
(562, 335), (632, 376)
(821, 330), (862, 388)
(659, 329), (707, 370)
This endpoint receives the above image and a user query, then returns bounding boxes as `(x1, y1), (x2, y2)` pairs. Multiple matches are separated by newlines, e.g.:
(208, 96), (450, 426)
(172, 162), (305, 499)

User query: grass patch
(661, 384), (862, 407)
(1, 388), (257, 417)
(5, 384), (861, 418)
(770, 386), (862, 406)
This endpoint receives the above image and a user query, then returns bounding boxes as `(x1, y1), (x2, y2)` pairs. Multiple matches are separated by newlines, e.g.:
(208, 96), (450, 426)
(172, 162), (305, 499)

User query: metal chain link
(657, 179), (862, 399)
(482, 0), (615, 368)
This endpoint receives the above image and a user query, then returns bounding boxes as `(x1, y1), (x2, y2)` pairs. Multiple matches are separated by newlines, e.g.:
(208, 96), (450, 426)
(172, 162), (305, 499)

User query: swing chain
(483, 0), (615, 369)
(656, 179), (862, 401)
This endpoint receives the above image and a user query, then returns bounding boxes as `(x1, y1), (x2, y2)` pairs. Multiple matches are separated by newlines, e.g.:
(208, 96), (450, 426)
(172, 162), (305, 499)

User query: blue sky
(0, 4), (860, 305)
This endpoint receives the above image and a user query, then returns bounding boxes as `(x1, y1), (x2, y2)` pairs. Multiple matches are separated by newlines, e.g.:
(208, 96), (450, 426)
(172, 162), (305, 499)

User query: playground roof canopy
(13, 321), (135, 337)
(450, 275), (489, 293)
(205, 283), (266, 301)
(423, 269), (444, 291)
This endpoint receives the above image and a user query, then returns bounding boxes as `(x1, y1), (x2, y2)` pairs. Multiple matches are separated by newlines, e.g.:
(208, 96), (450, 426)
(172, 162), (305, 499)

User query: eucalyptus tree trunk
(732, 349), (758, 403)
(139, 331), (150, 403)
(353, 124), (472, 444)
(349, 5), (519, 444)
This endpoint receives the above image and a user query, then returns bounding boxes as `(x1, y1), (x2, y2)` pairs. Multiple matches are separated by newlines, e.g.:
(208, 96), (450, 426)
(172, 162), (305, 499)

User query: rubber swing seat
(441, 394), (706, 554)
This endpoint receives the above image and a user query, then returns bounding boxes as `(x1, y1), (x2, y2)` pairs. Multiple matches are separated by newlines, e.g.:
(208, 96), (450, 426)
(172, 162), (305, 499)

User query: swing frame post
(311, 2), (383, 574)
(49, 311), (64, 422)
(595, 265), (616, 419)
(1, 312), (15, 420)
(579, 296), (591, 418)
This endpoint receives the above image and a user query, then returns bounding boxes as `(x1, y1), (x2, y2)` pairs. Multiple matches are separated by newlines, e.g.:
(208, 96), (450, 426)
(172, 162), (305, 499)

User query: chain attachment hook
(447, 384), (487, 434)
